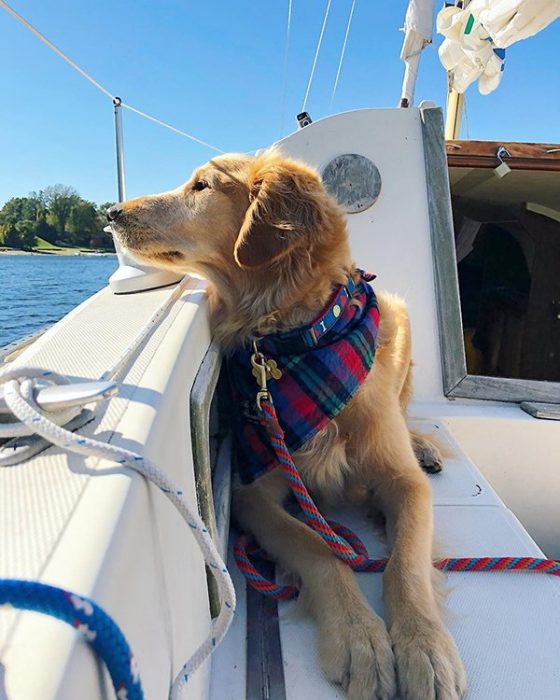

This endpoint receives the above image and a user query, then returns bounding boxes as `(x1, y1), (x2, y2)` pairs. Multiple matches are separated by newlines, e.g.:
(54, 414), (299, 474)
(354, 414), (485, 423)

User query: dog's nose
(106, 206), (123, 223)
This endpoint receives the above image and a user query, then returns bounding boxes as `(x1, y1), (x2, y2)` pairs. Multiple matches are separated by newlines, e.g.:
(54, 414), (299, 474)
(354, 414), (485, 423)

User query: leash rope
(233, 396), (560, 600)
(0, 580), (143, 700)
(0, 279), (236, 699)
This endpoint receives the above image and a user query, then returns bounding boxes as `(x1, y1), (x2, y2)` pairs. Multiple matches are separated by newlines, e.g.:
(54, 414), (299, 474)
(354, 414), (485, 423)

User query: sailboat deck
(210, 418), (560, 700)
(2, 105), (559, 700)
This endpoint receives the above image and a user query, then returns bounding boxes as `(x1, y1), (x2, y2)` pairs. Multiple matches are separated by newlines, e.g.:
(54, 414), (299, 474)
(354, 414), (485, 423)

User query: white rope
(301, 0), (333, 113)
(330, 0), (356, 107)
(0, 0), (225, 154)
(279, 0), (293, 135)
(0, 372), (76, 440)
(0, 280), (235, 698)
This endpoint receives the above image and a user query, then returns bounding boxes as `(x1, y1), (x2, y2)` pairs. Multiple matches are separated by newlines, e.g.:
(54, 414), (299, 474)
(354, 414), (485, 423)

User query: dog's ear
(234, 156), (324, 268)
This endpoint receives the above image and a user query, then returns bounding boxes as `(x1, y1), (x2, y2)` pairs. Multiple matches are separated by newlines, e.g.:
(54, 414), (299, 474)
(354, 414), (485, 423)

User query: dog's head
(110, 150), (346, 276)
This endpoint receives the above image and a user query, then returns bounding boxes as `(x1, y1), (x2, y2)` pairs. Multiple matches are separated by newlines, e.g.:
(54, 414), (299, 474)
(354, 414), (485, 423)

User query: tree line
(0, 185), (116, 250)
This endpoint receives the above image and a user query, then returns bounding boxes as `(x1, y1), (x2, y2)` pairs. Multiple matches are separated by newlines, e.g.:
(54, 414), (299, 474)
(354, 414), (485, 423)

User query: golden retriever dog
(109, 150), (466, 700)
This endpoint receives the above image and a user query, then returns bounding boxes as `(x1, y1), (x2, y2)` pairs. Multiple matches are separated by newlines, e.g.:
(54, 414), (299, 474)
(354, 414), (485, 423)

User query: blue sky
(0, 1), (558, 207)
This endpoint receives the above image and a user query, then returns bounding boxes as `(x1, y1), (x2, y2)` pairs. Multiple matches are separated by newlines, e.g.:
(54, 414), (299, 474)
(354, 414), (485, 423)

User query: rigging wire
(330, 0), (356, 108)
(301, 0), (333, 113)
(0, 0), (115, 100)
(0, 0), (224, 153)
(279, 0), (293, 135)
(121, 104), (224, 154)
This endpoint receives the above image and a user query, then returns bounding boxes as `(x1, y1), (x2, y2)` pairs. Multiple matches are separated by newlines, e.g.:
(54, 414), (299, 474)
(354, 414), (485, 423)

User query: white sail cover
(438, 0), (560, 95)
(400, 0), (436, 105)
(480, 0), (560, 47)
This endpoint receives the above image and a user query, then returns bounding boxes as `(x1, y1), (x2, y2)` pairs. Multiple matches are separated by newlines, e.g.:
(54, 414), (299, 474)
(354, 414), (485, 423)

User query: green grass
(0, 237), (115, 255)
(32, 237), (97, 255)
(34, 236), (62, 250)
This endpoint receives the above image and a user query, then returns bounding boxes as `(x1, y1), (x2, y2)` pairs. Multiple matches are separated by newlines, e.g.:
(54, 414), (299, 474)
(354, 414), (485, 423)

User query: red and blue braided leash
(233, 398), (560, 600)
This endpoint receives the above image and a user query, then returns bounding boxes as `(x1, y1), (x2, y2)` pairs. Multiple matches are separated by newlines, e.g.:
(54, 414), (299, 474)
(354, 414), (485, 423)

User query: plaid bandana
(227, 272), (380, 485)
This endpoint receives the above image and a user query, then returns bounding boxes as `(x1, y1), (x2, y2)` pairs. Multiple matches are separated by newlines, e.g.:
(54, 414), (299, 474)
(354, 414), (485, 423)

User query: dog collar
(256, 270), (376, 355)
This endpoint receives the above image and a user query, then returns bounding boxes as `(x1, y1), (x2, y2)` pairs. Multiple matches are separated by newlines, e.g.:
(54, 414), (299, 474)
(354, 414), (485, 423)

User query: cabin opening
(448, 143), (560, 384)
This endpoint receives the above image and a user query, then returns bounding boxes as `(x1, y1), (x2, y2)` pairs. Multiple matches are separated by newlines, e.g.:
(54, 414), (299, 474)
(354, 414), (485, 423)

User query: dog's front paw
(319, 609), (396, 700)
(391, 618), (466, 700)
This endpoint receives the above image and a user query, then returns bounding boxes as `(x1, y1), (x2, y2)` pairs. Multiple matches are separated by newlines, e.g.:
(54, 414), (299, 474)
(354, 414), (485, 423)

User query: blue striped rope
(0, 580), (143, 700)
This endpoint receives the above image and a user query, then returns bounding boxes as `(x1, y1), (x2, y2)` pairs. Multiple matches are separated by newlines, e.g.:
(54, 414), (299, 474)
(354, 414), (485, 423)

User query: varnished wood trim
(447, 155), (560, 171)
(447, 139), (560, 171)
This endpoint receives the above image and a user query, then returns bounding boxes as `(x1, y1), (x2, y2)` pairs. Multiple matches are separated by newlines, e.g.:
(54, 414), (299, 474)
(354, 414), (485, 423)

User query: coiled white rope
(0, 372), (77, 440)
(0, 279), (236, 699)
(0, 278), (190, 464)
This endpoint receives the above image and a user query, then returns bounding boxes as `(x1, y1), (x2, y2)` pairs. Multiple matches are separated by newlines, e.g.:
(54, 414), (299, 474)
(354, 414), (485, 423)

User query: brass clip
(256, 390), (269, 410)
(251, 342), (269, 409)
(250, 341), (282, 409)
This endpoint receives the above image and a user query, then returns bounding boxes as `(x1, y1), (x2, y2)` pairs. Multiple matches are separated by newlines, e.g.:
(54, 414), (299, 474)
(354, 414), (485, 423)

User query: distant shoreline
(0, 249), (116, 257)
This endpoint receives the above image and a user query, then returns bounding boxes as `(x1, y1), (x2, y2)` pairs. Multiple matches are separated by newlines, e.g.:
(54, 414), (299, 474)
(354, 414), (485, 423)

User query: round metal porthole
(321, 154), (382, 214)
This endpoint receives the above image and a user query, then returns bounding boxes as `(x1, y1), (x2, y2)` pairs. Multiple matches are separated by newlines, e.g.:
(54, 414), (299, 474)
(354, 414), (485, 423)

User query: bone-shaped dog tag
(266, 359), (282, 380)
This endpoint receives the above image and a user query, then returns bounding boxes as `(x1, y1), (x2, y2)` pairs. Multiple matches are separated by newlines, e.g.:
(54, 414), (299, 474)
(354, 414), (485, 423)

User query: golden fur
(112, 150), (466, 700)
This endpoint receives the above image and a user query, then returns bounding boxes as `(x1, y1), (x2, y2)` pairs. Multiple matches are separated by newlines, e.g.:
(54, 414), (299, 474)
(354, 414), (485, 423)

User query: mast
(445, 89), (464, 140)
(443, 0), (470, 140)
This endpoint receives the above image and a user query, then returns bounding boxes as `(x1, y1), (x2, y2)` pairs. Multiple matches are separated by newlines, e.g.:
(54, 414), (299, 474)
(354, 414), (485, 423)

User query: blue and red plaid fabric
(227, 271), (380, 485)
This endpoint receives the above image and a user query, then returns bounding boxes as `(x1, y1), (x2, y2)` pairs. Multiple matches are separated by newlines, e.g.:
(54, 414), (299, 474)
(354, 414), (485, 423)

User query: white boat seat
(409, 420), (502, 507)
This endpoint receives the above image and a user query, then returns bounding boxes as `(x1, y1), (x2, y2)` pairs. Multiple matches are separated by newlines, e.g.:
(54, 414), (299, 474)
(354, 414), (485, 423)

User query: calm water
(0, 255), (117, 348)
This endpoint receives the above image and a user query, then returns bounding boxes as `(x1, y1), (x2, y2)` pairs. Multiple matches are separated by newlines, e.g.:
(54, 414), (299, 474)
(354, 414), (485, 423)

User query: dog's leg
(396, 349), (443, 475)
(234, 470), (396, 700)
(370, 421), (467, 700)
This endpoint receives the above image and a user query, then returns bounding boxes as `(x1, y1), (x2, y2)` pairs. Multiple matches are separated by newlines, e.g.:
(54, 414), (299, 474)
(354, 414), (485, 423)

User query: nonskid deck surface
(210, 421), (560, 700)
(0, 281), (216, 700)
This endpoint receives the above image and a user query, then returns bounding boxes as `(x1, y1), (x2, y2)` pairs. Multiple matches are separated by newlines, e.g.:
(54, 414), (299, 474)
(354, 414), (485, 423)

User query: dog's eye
(192, 180), (209, 192)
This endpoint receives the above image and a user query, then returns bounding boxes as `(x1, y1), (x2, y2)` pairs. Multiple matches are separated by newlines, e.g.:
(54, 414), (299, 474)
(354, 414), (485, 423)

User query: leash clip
(251, 341), (282, 410)
(251, 342), (269, 410)
(256, 389), (269, 411)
